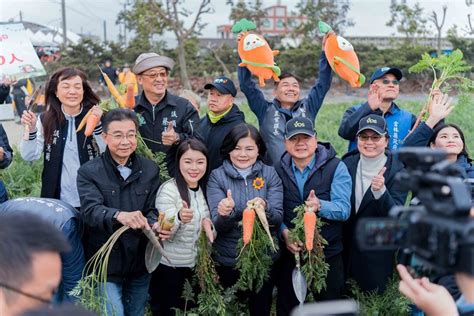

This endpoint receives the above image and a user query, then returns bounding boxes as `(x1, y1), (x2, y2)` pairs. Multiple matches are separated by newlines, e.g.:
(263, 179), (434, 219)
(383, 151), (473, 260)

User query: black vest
(40, 110), (100, 199)
(276, 149), (342, 259)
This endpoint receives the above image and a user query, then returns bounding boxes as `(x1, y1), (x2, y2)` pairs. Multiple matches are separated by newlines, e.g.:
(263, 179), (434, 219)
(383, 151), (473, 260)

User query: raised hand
(162, 120), (178, 146)
(305, 189), (320, 212)
(367, 84), (383, 111)
(372, 166), (386, 192)
(426, 91), (454, 128)
(179, 200), (194, 224)
(217, 189), (235, 217)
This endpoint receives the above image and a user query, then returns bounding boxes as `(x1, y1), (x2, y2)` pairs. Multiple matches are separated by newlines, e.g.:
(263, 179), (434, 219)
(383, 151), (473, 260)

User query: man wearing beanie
(197, 76), (245, 171)
(132, 52), (200, 176)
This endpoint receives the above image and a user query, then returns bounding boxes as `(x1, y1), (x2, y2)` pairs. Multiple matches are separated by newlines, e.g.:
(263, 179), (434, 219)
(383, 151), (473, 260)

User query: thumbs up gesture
(372, 167), (386, 192)
(179, 200), (194, 224)
(162, 120), (179, 146)
(305, 189), (321, 213)
(218, 189), (235, 217)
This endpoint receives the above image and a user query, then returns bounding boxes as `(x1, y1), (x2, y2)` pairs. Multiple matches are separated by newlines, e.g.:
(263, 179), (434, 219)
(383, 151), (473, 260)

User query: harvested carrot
(251, 201), (276, 252)
(242, 207), (256, 246)
(76, 109), (92, 133)
(304, 209), (316, 251)
(99, 67), (126, 108)
(124, 84), (135, 109)
(84, 113), (100, 137)
(202, 218), (214, 243)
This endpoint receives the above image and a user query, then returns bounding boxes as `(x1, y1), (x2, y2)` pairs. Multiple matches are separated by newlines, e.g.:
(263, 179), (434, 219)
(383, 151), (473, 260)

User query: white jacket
(155, 179), (212, 268)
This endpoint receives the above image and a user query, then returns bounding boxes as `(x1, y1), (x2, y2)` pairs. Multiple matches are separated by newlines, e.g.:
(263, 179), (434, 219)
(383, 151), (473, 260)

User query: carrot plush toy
(232, 18), (281, 87)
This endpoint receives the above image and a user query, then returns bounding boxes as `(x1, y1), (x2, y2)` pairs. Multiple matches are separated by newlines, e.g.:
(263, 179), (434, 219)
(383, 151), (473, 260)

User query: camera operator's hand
(371, 167), (386, 192)
(397, 264), (458, 316)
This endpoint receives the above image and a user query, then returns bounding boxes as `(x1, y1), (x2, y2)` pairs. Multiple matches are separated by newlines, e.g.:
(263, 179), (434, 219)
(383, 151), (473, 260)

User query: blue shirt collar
(291, 155), (316, 174)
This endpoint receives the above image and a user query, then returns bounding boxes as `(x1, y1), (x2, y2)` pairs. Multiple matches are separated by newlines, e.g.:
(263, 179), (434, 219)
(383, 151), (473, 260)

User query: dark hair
(220, 124), (267, 161)
(274, 72), (300, 87)
(175, 138), (209, 206)
(0, 213), (69, 304)
(428, 123), (471, 161)
(21, 304), (96, 316)
(103, 109), (139, 133)
(43, 67), (100, 143)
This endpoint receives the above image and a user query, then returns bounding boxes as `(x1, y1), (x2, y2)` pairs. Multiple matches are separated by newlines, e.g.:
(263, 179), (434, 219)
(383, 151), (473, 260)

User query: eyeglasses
(380, 79), (400, 85)
(358, 134), (384, 142)
(141, 72), (167, 80)
(0, 282), (53, 305)
(106, 132), (137, 142)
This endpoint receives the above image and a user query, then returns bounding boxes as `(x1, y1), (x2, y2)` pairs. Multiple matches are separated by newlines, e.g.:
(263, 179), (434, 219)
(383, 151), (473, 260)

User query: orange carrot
(84, 113), (100, 137)
(76, 109), (92, 132)
(124, 84), (135, 109)
(99, 67), (125, 108)
(304, 210), (316, 251)
(242, 207), (256, 246)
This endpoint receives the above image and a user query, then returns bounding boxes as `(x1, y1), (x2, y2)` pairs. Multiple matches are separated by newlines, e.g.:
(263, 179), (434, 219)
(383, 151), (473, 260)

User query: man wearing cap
(197, 76), (245, 170)
(338, 67), (452, 152)
(237, 34), (333, 165)
(275, 117), (351, 313)
(341, 114), (407, 294)
(132, 52), (200, 176)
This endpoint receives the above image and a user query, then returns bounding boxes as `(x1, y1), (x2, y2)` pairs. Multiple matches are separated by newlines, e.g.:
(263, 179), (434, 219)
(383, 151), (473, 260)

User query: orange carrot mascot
(320, 21), (365, 88)
(233, 19), (281, 87)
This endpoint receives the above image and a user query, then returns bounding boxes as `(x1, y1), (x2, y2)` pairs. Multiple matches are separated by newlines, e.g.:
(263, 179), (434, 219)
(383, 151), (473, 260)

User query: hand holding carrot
(248, 197), (266, 210)
(282, 229), (303, 254)
(21, 110), (37, 133)
(218, 189), (235, 216)
(162, 121), (179, 146)
(90, 105), (103, 120)
(305, 190), (320, 213)
(179, 200), (193, 224)
(116, 210), (150, 230)
(371, 167), (386, 192)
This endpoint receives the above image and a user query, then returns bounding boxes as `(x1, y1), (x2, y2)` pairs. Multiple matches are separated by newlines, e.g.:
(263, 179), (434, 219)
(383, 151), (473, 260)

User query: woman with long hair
(429, 123), (474, 178)
(149, 138), (213, 315)
(206, 123), (283, 316)
(20, 67), (104, 208)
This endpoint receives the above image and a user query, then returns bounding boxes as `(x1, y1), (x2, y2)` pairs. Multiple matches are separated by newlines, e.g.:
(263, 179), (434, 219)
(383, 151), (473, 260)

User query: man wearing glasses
(0, 212), (69, 315)
(338, 67), (451, 152)
(77, 109), (161, 316)
(132, 53), (200, 176)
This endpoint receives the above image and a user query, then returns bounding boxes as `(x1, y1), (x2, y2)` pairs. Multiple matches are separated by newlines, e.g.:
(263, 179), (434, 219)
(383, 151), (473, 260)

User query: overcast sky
(1, 0), (473, 41)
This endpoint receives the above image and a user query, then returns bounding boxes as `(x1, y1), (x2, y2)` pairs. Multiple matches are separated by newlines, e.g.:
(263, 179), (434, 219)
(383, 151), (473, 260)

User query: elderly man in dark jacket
(275, 117), (352, 315)
(132, 52), (200, 176)
(0, 123), (13, 203)
(197, 76), (245, 171)
(77, 109), (161, 316)
(341, 114), (408, 294)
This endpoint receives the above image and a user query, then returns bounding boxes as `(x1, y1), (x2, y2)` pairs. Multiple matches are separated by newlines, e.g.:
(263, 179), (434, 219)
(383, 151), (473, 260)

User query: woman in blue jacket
(207, 123), (283, 316)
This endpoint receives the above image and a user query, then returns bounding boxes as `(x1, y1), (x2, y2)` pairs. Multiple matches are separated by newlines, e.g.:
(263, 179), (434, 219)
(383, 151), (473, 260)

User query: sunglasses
(358, 134), (384, 142)
(380, 79), (400, 85)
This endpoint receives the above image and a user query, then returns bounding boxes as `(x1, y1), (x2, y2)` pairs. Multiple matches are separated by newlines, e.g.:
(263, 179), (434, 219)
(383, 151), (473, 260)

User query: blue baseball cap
(204, 76), (237, 97)
(369, 67), (403, 84)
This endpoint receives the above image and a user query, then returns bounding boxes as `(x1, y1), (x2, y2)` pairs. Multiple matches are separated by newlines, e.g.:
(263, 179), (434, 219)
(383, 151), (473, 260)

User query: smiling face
(229, 136), (259, 169)
(357, 130), (388, 158)
(179, 148), (207, 188)
(274, 76), (300, 108)
(285, 134), (317, 162)
(371, 73), (400, 101)
(430, 126), (464, 160)
(55, 75), (84, 109)
(243, 33), (266, 51)
(103, 120), (138, 163)
(336, 35), (354, 51)
(207, 88), (233, 115)
(137, 66), (168, 98)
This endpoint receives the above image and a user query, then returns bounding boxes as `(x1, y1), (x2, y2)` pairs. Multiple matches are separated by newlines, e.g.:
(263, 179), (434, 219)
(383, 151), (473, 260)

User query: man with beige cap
(132, 52), (200, 176)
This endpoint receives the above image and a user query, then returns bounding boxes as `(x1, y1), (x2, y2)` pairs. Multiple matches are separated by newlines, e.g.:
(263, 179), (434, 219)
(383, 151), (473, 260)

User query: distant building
(346, 35), (453, 51)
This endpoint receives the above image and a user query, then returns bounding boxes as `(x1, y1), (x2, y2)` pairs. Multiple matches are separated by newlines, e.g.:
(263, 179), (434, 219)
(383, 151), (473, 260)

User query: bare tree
(429, 5), (447, 56)
(150, 0), (213, 90)
(206, 42), (232, 79)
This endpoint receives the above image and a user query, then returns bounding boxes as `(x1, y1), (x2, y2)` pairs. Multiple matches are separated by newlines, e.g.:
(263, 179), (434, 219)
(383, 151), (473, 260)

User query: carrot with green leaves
(242, 207), (256, 246)
(250, 200), (276, 252)
(304, 208), (316, 251)
(84, 113), (101, 137)
(99, 67), (125, 108)
(124, 84), (135, 109)
(76, 109), (91, 133)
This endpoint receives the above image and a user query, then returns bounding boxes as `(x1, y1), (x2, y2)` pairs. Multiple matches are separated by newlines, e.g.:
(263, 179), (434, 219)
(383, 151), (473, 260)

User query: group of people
(0, 33), (473, 316)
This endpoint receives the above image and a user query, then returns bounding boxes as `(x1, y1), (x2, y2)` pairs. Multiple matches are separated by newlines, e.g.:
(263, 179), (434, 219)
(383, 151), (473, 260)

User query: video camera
(357, 147), (474, 275)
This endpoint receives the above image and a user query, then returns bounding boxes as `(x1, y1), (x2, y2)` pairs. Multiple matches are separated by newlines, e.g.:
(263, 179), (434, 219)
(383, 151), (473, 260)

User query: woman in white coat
(149, 138), (214, 315)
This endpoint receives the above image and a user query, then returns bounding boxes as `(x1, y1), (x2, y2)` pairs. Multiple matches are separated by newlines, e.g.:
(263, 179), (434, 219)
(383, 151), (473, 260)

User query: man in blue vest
(275, 117), (352, 314)
(238, 35), (332, 165)
(338, 67), (453, 152)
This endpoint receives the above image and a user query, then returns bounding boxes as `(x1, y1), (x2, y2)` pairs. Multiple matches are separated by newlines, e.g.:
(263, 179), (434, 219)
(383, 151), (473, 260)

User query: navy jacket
(342, 150), (408, 293)
(207, 160), (283, 267)
(197, 105), (245, 171)
(0, 123), (12, 169)
(238, 52), (332, 165)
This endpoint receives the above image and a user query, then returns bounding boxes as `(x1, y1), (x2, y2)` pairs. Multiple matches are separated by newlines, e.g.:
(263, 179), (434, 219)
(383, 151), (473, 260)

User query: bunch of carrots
(289, 204), (329, 297)
(76, 67), (136, 136)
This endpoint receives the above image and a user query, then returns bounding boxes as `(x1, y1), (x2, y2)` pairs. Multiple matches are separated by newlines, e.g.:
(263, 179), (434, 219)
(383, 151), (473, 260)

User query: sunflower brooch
(252, 177), (265, 190)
